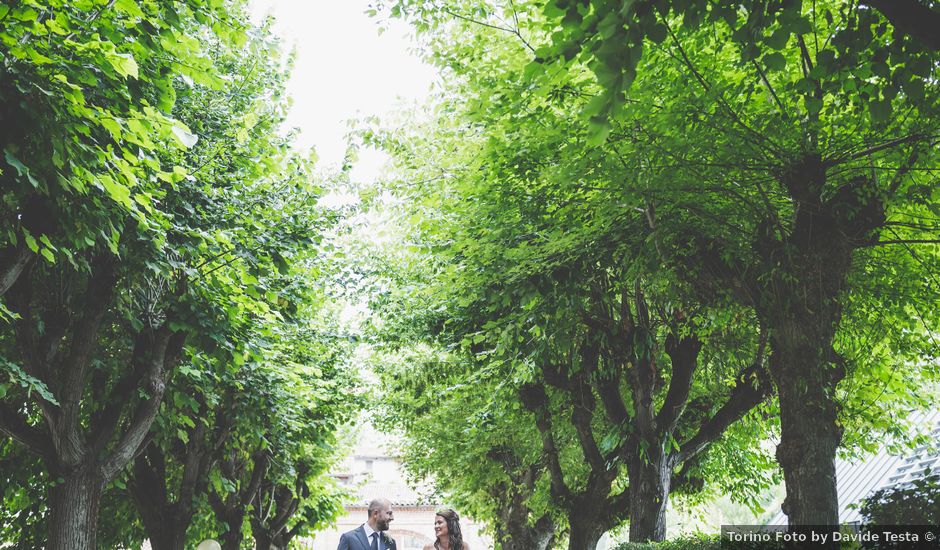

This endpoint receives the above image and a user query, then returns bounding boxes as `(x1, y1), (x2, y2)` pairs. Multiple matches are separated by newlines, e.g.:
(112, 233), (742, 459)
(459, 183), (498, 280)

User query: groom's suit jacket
(336, 525), (397, 550)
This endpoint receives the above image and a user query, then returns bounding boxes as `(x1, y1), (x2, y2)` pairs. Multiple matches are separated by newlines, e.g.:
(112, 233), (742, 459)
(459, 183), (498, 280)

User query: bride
(423, 509), (469, 550)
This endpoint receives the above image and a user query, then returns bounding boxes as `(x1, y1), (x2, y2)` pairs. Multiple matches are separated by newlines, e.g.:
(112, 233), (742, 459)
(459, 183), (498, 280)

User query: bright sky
(248, 0), (438, 181)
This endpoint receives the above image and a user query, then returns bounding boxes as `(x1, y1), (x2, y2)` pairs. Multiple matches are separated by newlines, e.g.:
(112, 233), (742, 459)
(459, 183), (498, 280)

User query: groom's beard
(377, 519), (390, 531)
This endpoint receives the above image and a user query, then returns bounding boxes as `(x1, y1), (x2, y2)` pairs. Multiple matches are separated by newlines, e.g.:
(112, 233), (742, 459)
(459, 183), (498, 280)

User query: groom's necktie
(371, 532), (379, 550)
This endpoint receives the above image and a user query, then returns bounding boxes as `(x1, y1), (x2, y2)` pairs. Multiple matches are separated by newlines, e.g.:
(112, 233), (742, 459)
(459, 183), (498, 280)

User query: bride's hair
(434, 509), (464, 550)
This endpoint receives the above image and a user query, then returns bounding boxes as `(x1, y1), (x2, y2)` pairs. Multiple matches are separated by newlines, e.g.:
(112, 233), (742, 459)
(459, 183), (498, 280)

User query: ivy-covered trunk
(627, 449), (673, 542)
(47, 465), (103, 550)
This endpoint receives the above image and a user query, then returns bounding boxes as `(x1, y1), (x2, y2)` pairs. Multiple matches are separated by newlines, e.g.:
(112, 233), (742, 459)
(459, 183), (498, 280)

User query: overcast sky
(248, 0), (438, 180)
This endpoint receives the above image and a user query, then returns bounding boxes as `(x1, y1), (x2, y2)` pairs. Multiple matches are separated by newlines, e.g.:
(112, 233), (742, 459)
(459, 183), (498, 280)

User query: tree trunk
(219, 512), (244, 550)
(627, 450), (673, 542)
(149, 526), (189, 550)
(47, 466), (103, 550)
(566, 518), (605, 550)
(496, 513), (554, 550)
(253, 528), (273, 550)
(129, 448), (194, 550)
(751, 158), (861, 530)
(0, 244), (31, 296)
(132, 501), (189, 550)
(770, 315), (843, 528)
(493, 479), (555, 550)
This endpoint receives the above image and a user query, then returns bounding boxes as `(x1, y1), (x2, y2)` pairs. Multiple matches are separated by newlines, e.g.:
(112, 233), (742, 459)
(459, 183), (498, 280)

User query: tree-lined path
(1, 0), (938, 549)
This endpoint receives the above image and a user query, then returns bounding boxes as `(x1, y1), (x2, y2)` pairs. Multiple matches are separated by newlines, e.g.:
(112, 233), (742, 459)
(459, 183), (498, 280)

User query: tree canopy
(362, 0), (939, 546)
(1, 1), (357, 548)
(1, 0), (937, 548)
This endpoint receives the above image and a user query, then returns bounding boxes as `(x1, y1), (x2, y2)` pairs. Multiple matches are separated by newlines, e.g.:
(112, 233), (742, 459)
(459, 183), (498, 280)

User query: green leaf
(766, 28), (790, 50)
(4, 149), (29, 178)
(105, 51), (139, 79)
(23, 232), (39, 253)
(586, 116), (611, 147)
(171, 125), (199, 148)
(869, 99), (892, 123)
(764, 52), (786, 71)
(647, 23), (667, 44)
(99, 117), (122, 140)
(99, 174), (133, 208)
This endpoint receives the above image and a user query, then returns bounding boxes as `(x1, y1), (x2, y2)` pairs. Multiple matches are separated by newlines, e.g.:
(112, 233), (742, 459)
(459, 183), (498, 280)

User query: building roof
(333, 419), (436, 508)
(347, 479), (432, 508)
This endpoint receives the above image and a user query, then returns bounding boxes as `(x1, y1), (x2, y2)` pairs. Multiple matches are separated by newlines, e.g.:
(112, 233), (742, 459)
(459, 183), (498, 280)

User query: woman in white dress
(423, 509), (469, 550)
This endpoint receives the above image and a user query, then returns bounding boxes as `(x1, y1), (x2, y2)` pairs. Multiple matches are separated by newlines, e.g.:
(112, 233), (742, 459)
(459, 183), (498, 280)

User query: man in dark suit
(337, 498), (397, 550)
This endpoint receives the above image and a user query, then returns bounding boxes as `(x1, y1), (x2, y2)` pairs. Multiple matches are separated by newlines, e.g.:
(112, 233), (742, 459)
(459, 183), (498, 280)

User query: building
(301, 424), (493, 550)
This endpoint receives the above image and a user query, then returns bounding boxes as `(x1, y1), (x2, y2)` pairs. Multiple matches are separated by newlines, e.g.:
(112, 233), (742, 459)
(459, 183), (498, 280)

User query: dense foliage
(0, 1), (355, 548)
(861, 474), (940, 526)
(2, 0), (938, 548)
(363, 0), (939, 547)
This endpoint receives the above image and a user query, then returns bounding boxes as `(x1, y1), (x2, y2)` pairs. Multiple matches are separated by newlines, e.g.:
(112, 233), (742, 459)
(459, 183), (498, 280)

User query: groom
(337, 498), (397, 550)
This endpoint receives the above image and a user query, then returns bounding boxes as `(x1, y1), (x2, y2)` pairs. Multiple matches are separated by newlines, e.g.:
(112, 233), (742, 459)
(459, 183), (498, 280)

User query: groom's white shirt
(362, 523), (387, 550)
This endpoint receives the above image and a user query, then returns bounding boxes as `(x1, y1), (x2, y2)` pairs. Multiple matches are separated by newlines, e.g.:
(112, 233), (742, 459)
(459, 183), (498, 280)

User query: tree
(0, 1), (352, 547)
(529, 0), (940, 528)
(360, 85), (779, 548)
(249, 461), (345, 549)
(377, 0), (940, 531)
(373, 345), (561, 550)
(206, 323), (354, 550)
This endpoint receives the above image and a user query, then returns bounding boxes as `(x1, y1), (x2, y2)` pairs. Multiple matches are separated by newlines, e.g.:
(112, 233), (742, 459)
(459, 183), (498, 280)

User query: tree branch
(440, 6), (536, 53)
(0, 401), (53, 458)
(655, 332), (702, 434)
(519, 383), (572, 501)
(0, 244), (32, 296)
(569, 388), (605, 471)
(178, 412), (210, 507)
(57, 254), (118, 454)
(91, 330), (154, 452)
(677, 358), (769, 463)
(862, 239), (940, 247)
(242, 450), (272, 505)
(825, 133), (930, 167)
(6, 275), (65, 423)
(660, 15), (781, 155)
(750, 59), (789, 120)
(887, 145), (925, 196)
(861, 0), (940, 50)
(101, 328), (186, 482)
